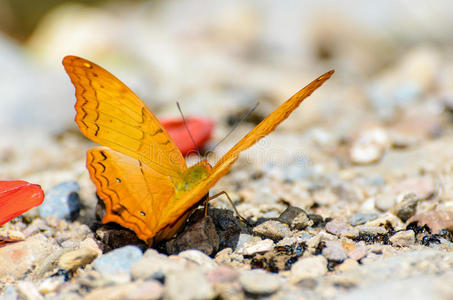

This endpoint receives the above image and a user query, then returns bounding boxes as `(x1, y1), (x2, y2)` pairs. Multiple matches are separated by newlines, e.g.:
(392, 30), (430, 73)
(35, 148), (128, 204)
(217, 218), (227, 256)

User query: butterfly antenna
(210, 101), (259, 153)
(176, 102), (201, 158)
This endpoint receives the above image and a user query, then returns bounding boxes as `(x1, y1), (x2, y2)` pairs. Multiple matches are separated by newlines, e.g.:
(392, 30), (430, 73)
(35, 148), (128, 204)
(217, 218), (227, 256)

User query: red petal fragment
(161, 117), (214, 156)
(0, 181), (44, 225)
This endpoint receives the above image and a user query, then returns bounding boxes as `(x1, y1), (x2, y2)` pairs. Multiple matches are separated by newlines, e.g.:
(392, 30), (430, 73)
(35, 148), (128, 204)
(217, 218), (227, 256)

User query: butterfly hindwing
(87, 147), (178, 243)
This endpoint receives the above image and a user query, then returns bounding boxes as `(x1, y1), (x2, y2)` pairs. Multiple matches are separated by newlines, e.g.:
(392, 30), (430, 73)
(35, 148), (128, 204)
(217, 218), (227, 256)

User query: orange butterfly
(63, 55), (333, 246)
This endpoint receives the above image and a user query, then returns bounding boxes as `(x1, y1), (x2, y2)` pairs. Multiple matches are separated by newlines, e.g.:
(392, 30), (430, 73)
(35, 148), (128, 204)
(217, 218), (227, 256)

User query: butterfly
(63, 55), (333, 246)
(0, 180), (44, 226)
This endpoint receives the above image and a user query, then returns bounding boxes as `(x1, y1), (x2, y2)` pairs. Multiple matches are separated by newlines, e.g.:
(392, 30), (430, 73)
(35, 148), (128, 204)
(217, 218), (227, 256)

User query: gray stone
(253, 220), (291, 240)
(239, 269), (282, 295)
(39, 181), (80, 221)
(349, 213), (379, 226)
(165, 268), (216, 300)
(93, 246), (143, 282)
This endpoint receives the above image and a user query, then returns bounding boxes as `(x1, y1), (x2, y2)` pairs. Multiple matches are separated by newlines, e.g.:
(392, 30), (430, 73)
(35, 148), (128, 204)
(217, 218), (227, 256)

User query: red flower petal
(0, 181), (44, 225)
(161, 117), (214, 156)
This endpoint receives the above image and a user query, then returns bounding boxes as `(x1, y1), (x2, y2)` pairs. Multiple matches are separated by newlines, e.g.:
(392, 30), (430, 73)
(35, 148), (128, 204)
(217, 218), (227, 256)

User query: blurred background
(1, 0), (453, 189)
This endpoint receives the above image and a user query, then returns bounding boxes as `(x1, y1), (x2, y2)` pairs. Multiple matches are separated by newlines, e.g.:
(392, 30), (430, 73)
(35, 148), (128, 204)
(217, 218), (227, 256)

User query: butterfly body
(173, 160), (212, 194)
(63, 55), (333, 246)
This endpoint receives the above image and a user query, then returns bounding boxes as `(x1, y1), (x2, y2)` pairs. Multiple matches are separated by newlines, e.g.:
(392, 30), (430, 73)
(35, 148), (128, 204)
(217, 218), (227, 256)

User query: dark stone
(165, 216), (219, 256)
(95, 223), (147, 252)
(278, 206), (307, 225)
(208, 208), (243, 250)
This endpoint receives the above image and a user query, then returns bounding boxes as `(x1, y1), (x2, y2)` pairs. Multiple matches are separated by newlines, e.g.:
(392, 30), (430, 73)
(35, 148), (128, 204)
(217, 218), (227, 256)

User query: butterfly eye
(140, 211), (146, 216)
(116, 178), (121, 183)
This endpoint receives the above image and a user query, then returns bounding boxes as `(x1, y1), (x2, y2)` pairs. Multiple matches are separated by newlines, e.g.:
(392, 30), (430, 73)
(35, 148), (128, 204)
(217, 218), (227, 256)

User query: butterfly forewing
(63, 56), (187, 178)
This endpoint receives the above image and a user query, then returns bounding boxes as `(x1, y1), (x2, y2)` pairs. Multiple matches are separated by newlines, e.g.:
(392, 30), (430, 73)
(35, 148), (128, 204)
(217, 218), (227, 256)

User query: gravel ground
(1, 1), (453, 299)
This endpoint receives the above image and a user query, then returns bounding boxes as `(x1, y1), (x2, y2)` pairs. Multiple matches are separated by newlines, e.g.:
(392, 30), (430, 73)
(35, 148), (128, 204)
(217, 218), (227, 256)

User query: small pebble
(291, 255), (328, 281)
(16, 281), (44, 300)
(206, 265), (238, 284)
(235, 233), (257, 250)
(392, 176), (436, 200)
(393, 193), (418, 222)
(349, 213), (379, 226)
(292, 212), (314, 230)
(350, 127), (390, 165)
(58, 247), (99, 272)
(375, 192), (396, 212)
(165, 268), (216, 300)
(39, 181), (81, 221)
(236, 238), (274, 255)
(322, 241), (348, 262)
(348, 246), (368, 261)
(278, 206), (307, 225)
(93, 245), (143, 282)
(389, 230), (415, 247)
(38, 277), (64, 294)
(326, 218), (353, 236)
(131, 254), (186, 281)
(407, 211), (453, 233)
(337, 258), (360, 272)
(0, 229), (25, 242)
(364, 212), (404, 230)
(178, 249), (218, 270)
(253, 220), (291, 240)
(84, 281), (163, 300)
(0, 234), (57, 279)
(239, 269), (282, 295)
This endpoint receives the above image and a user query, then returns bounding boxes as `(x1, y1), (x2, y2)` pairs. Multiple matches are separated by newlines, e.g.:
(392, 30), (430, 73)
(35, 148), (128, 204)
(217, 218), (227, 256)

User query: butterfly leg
(206, 191), (251, 226)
